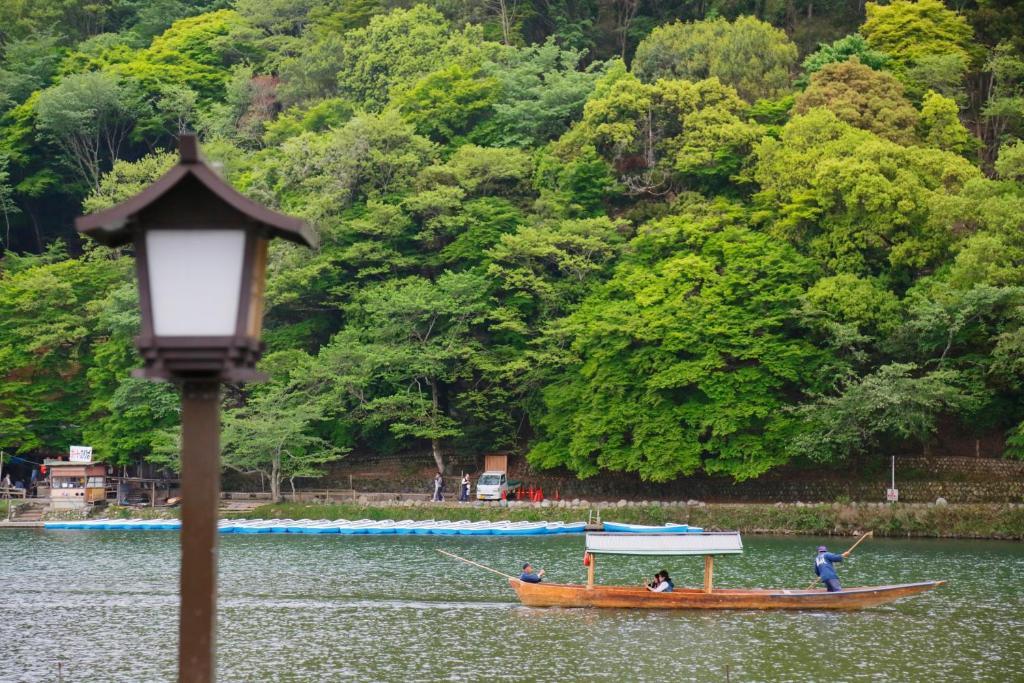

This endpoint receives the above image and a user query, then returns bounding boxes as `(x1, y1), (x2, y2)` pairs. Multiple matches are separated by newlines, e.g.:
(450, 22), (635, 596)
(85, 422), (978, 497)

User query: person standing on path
(814, 545), (850, 592)
(432, 472), (444, 502)
(459, 474), (470, 502)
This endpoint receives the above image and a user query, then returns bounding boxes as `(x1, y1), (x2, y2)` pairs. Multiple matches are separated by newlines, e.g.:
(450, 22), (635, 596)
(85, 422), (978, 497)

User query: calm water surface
(1, 530), (1022, 682)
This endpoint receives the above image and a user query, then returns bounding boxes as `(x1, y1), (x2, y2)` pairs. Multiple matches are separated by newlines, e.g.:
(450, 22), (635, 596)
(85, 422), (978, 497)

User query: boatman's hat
(816, 545), (827, 552)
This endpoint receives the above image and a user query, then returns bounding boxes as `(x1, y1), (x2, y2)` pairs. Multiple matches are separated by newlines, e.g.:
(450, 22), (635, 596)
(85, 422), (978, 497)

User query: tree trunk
(497, 0), (512, 45)
(270, 450), (281, 503)
(431, 438), (445, 475)
(430, 380), (446, 474)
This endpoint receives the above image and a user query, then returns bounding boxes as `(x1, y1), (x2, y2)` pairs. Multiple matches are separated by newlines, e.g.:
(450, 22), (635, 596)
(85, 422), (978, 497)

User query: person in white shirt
(647, 570), (674, 593)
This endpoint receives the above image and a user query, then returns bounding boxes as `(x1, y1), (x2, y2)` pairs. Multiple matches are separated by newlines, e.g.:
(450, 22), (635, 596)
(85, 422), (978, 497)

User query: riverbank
(238, 501), (1024, 540)
(8, 500), (1021, 539)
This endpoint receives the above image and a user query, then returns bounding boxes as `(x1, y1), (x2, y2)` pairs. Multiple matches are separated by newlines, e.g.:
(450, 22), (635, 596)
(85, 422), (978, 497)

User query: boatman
(814, 545), (850, 592)
(520, 563), (545, 583)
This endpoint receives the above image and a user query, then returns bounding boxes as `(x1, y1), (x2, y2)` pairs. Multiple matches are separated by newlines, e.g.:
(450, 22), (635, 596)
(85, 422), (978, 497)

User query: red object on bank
(501, 488), (506, 501)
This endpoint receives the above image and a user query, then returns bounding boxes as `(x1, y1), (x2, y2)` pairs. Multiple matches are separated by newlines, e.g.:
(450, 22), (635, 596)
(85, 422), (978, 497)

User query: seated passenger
(647, 570), (674, 593)
(519, 562), (545, 583)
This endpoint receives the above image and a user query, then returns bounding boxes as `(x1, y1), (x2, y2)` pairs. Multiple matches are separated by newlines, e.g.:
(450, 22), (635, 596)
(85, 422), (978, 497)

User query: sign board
(886, 488), (899, 503)
(69, 446), (93, 463)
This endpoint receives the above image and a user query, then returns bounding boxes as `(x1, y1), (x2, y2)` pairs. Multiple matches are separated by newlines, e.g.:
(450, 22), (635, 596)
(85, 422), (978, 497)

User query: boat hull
(509, 579), (944, 610)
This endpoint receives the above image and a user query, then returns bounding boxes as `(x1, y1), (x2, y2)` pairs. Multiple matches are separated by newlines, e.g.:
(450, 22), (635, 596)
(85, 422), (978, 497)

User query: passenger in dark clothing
(647, 570), (674, 593)
(519, 562), (545, 583)
(814, 545), (850, 592)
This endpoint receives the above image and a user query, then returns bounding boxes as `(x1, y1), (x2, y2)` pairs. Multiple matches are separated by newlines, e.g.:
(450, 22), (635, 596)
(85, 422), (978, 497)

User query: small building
(45, 459), (107, 510)
(114, 477), (181, 507)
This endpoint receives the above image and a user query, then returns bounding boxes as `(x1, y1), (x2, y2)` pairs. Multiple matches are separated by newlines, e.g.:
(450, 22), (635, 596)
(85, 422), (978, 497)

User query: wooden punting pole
(703, 555), (714, 594)
(587, 555), (595, 589)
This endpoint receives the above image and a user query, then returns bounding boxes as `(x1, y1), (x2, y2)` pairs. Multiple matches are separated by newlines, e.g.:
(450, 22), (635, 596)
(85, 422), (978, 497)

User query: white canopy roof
(586, 532), (743, 556)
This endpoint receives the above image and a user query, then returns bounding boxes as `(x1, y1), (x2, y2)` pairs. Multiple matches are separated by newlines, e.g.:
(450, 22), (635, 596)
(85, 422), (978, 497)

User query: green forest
(1, 0), (1023, 493)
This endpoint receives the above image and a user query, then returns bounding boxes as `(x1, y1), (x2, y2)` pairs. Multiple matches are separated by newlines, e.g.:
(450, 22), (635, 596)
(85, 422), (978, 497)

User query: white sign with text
(69, 446), (93, 463)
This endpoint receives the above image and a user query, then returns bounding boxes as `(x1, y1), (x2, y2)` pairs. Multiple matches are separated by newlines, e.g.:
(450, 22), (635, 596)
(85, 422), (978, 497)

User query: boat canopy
(586, 532), (743, 556)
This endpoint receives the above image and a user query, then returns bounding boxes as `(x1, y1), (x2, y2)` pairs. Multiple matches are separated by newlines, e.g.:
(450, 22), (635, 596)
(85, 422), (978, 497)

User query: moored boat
(503, 531), (944, 611)
(602, 522), (699, 534)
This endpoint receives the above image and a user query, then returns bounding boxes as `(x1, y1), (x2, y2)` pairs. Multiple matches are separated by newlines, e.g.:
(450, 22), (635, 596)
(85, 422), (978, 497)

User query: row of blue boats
(43, 519), (702, 536)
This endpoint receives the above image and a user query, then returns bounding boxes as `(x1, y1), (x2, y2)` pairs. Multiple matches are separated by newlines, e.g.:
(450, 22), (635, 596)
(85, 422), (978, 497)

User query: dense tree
(862, 0), (976, 71)
(632, 16), (798, 103)
(557, 63), (763, 195)
(223, 362), (347, 502)
(481, 40), (610, 148)
(0, 248), (131, 455)
(980, 43), (1024, 153)
(789, 363), (978, 462)
(799, 33), (891, 86)
(918, 90), (974, 155)
(336, 6), (496, 111)
(35, 71), (147, 191)
(0, 34), (64, 112)
(395, 64), (500, 145)
(315, 271), (499, 473)
(528, 199), (828, 481)
(995, 140), (1024, 182)
(753, 109), (981, 276)
(3, 0), (1024, 480)
(794, 58), (920, 145)
(861, 0), (976, 98)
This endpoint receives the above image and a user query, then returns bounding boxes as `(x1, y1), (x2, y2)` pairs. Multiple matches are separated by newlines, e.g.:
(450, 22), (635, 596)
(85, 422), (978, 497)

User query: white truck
(475, 471), (508, 500)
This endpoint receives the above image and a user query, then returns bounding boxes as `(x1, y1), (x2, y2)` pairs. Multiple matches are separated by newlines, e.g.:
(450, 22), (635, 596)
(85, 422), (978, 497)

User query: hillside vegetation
(1, 0), (1023, 489)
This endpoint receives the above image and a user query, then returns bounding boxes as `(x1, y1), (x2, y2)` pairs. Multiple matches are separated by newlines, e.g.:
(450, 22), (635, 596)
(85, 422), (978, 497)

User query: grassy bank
(239, 501), (1024, 540)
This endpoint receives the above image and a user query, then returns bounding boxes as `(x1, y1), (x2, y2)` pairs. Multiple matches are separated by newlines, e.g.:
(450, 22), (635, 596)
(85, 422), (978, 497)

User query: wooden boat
(509, 578), (945, 610)
(507, 532), (944, 611)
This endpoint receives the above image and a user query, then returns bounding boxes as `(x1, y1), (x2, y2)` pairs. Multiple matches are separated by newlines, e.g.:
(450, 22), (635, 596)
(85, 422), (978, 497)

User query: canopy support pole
(587, 555), (595, 589)
(703, 555), (714, 594)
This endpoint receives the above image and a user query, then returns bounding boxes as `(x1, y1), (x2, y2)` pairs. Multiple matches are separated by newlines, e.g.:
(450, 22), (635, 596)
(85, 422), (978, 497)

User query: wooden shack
(47, 459), (107, 510)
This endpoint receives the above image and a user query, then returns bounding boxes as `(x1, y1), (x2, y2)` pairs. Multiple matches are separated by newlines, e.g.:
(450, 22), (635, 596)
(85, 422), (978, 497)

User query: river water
(1, 530), (1022, 682)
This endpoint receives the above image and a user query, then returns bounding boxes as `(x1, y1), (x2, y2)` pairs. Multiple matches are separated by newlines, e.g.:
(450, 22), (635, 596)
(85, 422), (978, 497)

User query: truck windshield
(479, 475), (502, 485)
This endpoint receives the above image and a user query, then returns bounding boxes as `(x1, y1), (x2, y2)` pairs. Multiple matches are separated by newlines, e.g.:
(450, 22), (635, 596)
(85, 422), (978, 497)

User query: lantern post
(76, 135), (316, 682)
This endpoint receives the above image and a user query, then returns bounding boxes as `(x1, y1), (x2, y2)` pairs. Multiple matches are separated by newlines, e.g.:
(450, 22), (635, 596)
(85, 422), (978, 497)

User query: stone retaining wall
(224, 454), (1024, 504)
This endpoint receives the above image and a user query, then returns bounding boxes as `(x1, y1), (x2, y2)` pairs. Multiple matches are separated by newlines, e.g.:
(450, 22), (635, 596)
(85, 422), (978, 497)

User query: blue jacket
(814, 552), (844, 581)
(520, 571), (542, 583)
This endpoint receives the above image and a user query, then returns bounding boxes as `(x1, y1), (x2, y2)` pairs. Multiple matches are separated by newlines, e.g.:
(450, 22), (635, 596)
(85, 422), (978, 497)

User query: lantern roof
(75, 134), (317, 249)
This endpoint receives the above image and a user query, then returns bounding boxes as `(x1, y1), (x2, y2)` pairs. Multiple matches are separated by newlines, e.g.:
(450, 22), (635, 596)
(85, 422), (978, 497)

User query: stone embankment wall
(511, 456), (1024, 504)
(224, 454), (1024, 504)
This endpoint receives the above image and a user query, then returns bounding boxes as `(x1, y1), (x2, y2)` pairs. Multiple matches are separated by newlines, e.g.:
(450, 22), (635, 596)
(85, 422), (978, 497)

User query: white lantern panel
(146, 229), (246, 337)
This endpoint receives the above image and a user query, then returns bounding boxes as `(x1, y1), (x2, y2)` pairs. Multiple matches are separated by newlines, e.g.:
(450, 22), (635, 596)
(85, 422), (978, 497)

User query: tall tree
(35, 71), (146, 191)
(794, 58), (920, 144)
(223, 374), (346, 502)
(529, 199), (829, 481)
(316, 271), (496, 473)
(632, 16), (799, 103)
